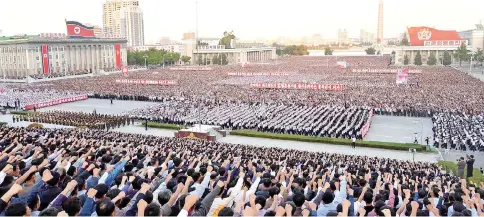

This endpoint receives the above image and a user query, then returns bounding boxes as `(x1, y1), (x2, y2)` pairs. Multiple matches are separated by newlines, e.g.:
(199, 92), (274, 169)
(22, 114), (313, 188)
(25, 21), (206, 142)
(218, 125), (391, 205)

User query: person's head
(107, 189), (121, 200)
(5, 202), (30, 216)
(255, 195), (266, 208)
(144, 203), (161, 216)
(62, 197), (82, 216)
(94, 184), (110, 199)
(218, 207), (234, 217)
(293, 193), (305, 207)
(144, 191), (154, 204)
(268, 186), (279, 198)
(173, 157), (182, 168)
(38, 207), (59, 216)
(95, 198), (116, 216)
(363, 192), (373, 204)
(27, 195), (40, 211)
(322, 191), (335, 204)
(158, 189), (172, 205)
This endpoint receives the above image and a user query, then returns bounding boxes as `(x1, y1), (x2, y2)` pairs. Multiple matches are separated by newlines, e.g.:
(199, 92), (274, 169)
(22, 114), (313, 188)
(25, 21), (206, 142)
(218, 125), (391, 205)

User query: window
(36, 56), (39, 61)
(56, 55), (58, 59)
(49, 55), (52, 59)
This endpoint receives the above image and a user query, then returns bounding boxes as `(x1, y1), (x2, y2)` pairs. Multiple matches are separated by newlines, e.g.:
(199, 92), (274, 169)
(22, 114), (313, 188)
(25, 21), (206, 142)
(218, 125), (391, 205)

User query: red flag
(41, 45), (49, 74)
(115, 44), (121, 68)
(66, 21), (95, 38)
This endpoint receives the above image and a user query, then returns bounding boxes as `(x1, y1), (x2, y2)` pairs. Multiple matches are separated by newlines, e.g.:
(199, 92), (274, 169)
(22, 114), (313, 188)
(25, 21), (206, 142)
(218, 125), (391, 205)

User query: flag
(115, 44), (121, 68)
(41, 45), (49, 74)
(66, 20), (95, 38)
(337, 61), (347, 69)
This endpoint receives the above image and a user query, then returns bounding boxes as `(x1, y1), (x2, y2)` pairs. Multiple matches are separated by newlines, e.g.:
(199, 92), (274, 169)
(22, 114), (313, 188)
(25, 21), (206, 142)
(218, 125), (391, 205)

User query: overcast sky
(1, 0), (483, 42)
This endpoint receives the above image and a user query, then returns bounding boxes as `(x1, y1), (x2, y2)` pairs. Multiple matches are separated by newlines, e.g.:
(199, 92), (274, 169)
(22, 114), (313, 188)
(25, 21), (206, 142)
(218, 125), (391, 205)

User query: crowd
(432, 113), (484, 152)
(14, 111), (133, 130)
(0, 90), (81, 110)
(128, 103), (370, 139)
(0, 125), (481, 217)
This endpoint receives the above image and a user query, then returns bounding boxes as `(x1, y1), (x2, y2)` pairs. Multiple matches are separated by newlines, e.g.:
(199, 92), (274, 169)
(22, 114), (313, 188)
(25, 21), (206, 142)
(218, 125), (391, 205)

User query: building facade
(338, 29), (348, 45)
(459, 24), (484, 52)
(360, 29), (375, 44)
(192, 45), (276, 65)
(0, 37), (127, 78)
(103, 0), (144, 47)
(119, 6), (144, 46)
(103, 0), (139, 35)
(394, 27), (467, 65)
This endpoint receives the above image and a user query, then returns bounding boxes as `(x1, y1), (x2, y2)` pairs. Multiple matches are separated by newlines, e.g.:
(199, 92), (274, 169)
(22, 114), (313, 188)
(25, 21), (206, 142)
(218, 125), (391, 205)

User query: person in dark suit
(466, 155), (475, 178)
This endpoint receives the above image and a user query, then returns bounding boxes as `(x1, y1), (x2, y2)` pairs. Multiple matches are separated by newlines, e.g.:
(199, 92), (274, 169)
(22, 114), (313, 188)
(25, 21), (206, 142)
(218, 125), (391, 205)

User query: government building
(394, 27), (468, 65)
(0, 35), (127, 78)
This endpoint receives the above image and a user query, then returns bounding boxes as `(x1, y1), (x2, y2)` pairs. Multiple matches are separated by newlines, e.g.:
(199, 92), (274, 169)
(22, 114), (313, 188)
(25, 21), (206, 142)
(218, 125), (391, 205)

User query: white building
(103, 0), (144, 47)
(0, 35), (127, 78)
(103, 0), (139, 35)
(459, 24), (484, 52)
(118, 5), (145, 46)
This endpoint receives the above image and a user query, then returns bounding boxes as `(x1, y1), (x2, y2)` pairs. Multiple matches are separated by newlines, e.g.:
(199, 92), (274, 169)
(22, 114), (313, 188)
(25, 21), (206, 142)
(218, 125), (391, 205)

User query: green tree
(414, 51), (422, 66)
(443, 50), (452, 66)
(427, 52), (437, 65)
(181, 56), (191, 64)
(219, 31), (236, 49)
(221, 53), (228, 65)
(453, 44), (469, 66)
(400, 32), (410, 46)
(473, 48), (484, 66)
(197, 40), (209, 46)
(197, 54), (203, 65)
(391, 51), (396, 55)
(403, 55), (409, 65)
(365, 47), (376, 55)
(127, 51), (137, 65)
(324, 47), (333, 55)
(212, 54), (221, 65)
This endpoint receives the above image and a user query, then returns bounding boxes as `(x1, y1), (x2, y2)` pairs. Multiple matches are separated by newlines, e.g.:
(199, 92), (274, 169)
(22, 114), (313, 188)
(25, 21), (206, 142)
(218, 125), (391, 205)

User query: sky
(0, 0), (483, 42)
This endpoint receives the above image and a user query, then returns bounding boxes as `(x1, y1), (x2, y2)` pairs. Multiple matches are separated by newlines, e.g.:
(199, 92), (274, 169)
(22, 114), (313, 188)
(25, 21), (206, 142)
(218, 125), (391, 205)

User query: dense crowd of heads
(0, 125), (481, 217)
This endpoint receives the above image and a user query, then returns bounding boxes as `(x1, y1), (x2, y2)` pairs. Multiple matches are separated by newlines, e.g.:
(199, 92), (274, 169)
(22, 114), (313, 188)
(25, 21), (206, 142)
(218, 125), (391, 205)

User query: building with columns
(191, 45), (276, 65)
(0, 36), (127, 78)
(394, 26), (468, 65)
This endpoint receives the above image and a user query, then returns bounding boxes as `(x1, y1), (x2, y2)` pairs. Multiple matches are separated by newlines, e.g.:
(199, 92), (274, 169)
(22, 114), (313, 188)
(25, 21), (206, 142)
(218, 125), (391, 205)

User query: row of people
(0, 125), (480, 217)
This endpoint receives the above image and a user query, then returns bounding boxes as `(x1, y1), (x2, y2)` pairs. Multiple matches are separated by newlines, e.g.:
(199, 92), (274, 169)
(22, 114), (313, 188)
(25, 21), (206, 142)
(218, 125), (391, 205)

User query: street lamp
(143, 54), (148, 69)
(162, 54), (166, 69)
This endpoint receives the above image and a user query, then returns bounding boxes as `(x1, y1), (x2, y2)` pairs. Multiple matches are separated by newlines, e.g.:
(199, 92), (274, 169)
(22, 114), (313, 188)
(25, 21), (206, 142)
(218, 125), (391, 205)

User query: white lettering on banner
(170, 67), (213, 71)
(423, 40), (468, 46)
(249, 83), (345, 91)
(227, 72), (291, 76)
(115, 79), (178, 85)
(351, 68), (422, 74)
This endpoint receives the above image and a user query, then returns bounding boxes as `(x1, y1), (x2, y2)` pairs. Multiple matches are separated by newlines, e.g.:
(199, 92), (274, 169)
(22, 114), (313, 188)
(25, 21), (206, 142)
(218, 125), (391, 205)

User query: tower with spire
(377, 0), (384, 43)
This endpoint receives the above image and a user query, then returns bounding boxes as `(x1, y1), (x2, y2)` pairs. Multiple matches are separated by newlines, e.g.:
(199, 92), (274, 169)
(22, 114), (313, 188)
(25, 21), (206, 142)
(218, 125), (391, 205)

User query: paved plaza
(365, 115), (434, 145)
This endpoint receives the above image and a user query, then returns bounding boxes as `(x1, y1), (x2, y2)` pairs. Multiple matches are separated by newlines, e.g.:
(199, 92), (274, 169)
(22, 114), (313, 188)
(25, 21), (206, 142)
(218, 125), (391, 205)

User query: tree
(391, 51), (396, 55)
(453, 44), (469, 66)
(197, 54), (203, 65)
(212, 54), (221, 65)
(473, 48), (484, 66)
(365, 47), (376, 55)
(403, 55), (409, 65)
(414, 51), (422, 66)
(324, 47), (333, 55)
(197, 40), (208, 46)
(181, 56), (191, 64)
(400, 32), (410, 46)
(443, 50), (452, 66)
(221, 54), (228, 65)
(427, 52), (437, 65)
(219, 31), (236, 49)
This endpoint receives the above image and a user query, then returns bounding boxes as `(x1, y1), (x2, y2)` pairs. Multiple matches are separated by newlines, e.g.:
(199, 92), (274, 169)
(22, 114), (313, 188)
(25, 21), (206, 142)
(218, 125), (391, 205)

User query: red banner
(66, 21), (95, 38)
(407, 26), (462, 46)
(41, 45), (49, 75)
(115, 44), (121, 68)
(250, 83), (345, 91)
(170, 67), (213, 71)
(227, 72), (290, 76)
(351, 68), (422, 74)
(24, 95), (88, 110)
(115, 79), (178, 85)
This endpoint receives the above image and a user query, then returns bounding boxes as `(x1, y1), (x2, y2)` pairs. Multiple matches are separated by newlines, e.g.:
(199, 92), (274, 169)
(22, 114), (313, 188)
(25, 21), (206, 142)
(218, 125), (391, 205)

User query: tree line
(127, 49), (192, 66)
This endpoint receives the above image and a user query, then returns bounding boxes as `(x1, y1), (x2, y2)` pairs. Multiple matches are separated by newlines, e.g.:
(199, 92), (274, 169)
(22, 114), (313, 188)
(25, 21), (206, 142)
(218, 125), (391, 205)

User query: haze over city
(1, 0), (483, 41)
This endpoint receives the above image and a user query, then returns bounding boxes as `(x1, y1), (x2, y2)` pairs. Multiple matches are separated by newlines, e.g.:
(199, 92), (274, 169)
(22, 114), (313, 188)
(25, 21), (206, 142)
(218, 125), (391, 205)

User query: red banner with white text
(250, 83), (345, 91)
(24, 95), (88, 110)
(170, 67), (213, 71)
(115, 79), (178, 85)
(228, 72), (291, 76)
(115, 44), (121, 68)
